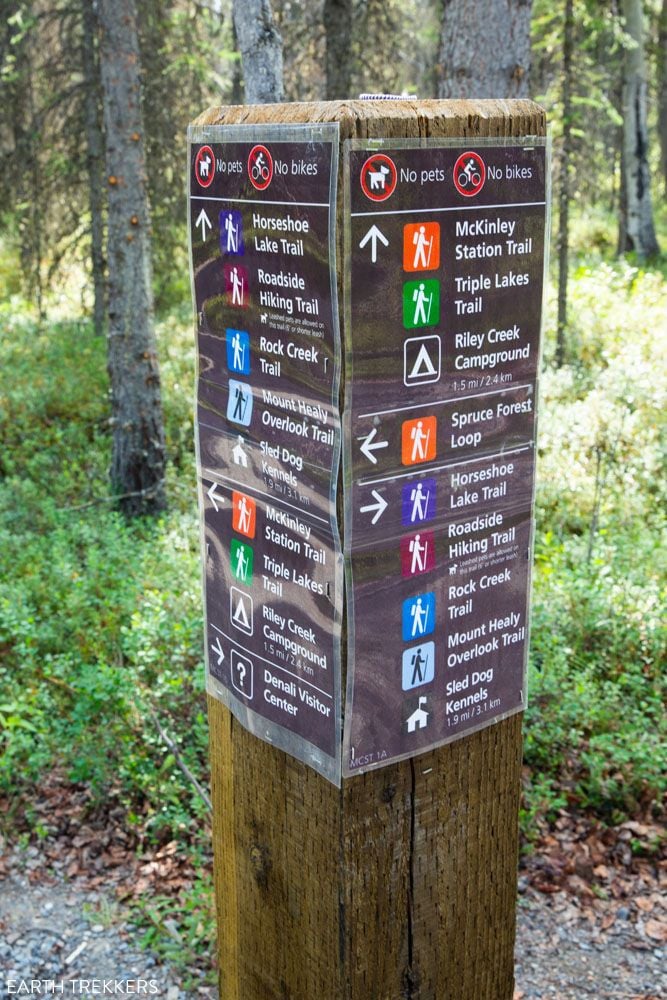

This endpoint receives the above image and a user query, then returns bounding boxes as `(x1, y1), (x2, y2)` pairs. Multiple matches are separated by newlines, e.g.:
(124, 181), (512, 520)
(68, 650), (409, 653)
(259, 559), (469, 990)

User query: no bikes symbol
(248, 145), (273, 191)
(453, 151), (486, 197)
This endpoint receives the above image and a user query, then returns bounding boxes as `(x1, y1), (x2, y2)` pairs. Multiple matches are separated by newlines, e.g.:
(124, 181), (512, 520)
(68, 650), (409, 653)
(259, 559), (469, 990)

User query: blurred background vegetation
(0, 0), (665, 981)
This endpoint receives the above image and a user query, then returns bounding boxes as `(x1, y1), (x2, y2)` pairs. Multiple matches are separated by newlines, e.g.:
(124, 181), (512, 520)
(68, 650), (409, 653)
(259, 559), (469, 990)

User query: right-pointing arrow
(360, 490), (388, 525)
(359, 224), (389, 263)
(211, 636), (225, 667)
(359, 427), (389, 464)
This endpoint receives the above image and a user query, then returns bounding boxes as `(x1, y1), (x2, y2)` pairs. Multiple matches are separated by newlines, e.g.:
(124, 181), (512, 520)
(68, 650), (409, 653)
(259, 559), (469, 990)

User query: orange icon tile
(403, 222), (440, 272)
(232, 491), (256, 538)
(402, 416), (437, 465)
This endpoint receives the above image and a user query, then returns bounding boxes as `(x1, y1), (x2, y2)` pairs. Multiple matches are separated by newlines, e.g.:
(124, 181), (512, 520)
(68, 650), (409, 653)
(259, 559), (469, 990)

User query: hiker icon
(230, 538), (253, 585)
(232, 491), (256, 538)
(403, 222), (440, 272)
(224, 264), (249, 308)
(226, 329), (250, 375)
(227, 380), (253, 427)
(402, 416), (437, 466)
(402, 593), (436, 641)
(401, 641), (435, 690)
(219, 210), (245, 256)
(401, 530), (435, 578)
(403, 279), (440, 328)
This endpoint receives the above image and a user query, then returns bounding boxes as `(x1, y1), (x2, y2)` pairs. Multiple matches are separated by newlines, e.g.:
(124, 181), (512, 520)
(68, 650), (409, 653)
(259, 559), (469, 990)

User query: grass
(0, 210), (665, 974)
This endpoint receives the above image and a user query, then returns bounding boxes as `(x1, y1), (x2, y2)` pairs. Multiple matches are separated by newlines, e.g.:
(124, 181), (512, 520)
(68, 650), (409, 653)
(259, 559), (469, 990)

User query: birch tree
(658, 0), (667, 195)
(556, 0), (574, 369)
(232, 0), (284, 103)
(437, 0), (532, 98)
(618, 0), (660, 258)
(98, 0), (166, 515)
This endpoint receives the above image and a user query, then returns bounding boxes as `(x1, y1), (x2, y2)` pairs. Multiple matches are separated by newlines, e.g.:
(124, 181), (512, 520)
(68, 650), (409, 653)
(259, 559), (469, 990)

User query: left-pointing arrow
(196, 208), (212, 240)
(211, 636), (225, 666)
(207, 482), (222, 512)
(359, 489), (388, 525)
(359, 427), (389, 464)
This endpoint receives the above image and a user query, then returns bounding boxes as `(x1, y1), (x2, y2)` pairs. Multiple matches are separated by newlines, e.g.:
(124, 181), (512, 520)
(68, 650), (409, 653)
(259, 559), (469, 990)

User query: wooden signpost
(189, 99), (548, 1000)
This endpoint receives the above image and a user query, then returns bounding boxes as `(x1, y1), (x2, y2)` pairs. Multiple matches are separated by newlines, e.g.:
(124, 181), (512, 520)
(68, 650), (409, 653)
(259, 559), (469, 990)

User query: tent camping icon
(406, 696), (429, 733)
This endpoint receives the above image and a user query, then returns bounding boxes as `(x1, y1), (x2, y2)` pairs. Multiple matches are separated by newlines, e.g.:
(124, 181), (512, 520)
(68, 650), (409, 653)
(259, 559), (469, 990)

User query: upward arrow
(195, 208), (212, 241)
(359, 224), (389, 263)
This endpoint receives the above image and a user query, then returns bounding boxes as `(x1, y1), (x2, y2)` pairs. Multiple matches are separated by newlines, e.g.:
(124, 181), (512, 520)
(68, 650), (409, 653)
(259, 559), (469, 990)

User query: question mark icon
(231, 651), (253, 698)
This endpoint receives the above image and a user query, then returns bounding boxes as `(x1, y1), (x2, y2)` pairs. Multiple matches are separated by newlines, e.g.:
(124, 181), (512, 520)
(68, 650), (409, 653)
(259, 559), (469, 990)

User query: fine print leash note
(343, 139), (548, 776)
(188, 124), (343, 785)
(189, 125), (548, 783)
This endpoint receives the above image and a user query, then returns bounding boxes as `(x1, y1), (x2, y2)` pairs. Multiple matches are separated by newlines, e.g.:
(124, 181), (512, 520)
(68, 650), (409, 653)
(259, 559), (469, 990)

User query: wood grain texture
(201, 98), (546, 1000)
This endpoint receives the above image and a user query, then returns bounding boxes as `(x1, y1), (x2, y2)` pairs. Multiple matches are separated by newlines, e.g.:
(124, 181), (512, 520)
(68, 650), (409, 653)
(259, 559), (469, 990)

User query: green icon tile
(403, 279), (440, 329)
(230, 539), (253, 584)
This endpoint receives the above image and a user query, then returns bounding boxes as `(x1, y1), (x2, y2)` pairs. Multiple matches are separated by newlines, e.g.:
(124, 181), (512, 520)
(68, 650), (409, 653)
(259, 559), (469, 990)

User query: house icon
(406, 696), (429, 733)
(232, 435), (248, 467)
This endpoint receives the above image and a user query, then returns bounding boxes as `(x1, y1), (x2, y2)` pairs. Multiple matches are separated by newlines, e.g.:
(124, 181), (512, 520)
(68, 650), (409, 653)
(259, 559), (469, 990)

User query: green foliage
(130, 872), (217, 989)
(0, 192), (665, 973)
(523, 232), (667, 828)
(0, 304), (208, 842)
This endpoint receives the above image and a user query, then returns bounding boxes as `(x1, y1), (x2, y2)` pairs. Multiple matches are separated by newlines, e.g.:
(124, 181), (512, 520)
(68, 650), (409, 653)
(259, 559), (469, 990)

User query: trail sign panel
(189, 123), (342, 785)
(342, 138), (549, 777)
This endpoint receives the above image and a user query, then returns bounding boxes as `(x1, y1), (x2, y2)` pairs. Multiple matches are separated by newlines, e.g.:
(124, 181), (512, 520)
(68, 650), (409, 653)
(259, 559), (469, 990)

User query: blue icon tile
(402, 477), (436, 525)
(402, 593), (435, 641)
(226, 329), (250, 375)
(219, 209), (244, 256)
(402, 641), (435, 690)
(227, 379), (253, 426)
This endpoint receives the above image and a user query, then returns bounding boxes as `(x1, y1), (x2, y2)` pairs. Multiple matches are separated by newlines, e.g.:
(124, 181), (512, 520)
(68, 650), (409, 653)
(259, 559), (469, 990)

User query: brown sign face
(342, 140), (548, 776)
(189, 124), (343, 785)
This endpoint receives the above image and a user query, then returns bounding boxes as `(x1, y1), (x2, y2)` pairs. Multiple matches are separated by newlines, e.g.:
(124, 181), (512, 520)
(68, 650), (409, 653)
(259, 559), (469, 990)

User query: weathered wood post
(188, 100), (549, 999)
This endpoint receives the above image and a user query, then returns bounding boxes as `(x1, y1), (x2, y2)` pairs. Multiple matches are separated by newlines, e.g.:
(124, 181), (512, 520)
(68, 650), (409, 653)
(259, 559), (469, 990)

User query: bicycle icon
(252, 153), (269, 181)
(248, 144), (273, 190)
(453, 151), (486, 197)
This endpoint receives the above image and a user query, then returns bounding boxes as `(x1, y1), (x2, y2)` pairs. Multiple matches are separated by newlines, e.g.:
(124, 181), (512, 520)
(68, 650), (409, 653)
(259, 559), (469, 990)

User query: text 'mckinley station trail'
(188, 124), (548, 785)
(188, 123), (343, 785)
(342, 139), (549, 777)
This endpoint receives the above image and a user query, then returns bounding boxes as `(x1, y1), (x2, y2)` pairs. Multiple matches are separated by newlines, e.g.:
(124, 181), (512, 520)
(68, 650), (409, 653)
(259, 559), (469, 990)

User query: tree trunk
(81, 0), (106, 338)
(618, 0), (660, 258)
(97, 0), (166, 516)
(556, 0), (573, 369)
(232, 0), (284, 104)
(658, 0), (667, 196)
(324, 0), (353, 100)
(8, 5), (44, 316)
(230, 20), (243, 106)
(437, 0), (532, 98)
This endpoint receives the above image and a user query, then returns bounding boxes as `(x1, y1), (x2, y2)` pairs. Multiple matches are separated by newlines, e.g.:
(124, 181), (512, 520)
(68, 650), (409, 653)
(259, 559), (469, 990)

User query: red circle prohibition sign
(360, 154), (398, 202)
(453, 151), (486, 197)
(248, 145), (274, 191)
(194, 145), (215, 188)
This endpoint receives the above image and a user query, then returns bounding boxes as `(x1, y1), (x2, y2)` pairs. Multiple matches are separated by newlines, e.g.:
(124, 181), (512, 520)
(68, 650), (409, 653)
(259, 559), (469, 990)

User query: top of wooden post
(191, 98), (547, 138)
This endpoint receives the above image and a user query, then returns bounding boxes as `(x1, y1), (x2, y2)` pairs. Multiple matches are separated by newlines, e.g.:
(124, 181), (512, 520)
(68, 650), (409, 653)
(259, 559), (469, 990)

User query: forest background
(0, 0), (665, 983)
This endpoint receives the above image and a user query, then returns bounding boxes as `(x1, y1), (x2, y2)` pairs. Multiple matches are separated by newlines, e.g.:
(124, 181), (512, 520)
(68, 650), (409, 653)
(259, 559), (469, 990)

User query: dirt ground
(1, 841), (665, 1000)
